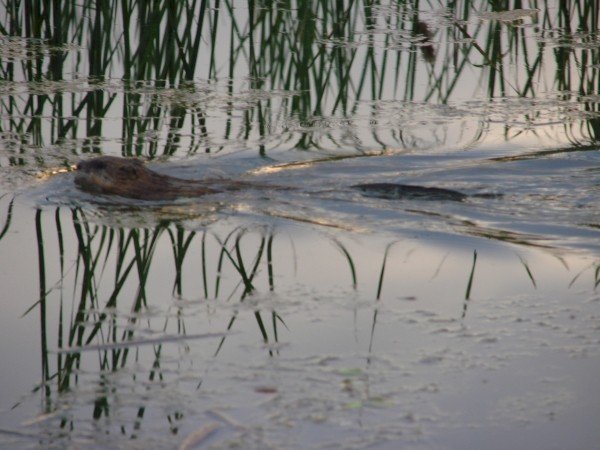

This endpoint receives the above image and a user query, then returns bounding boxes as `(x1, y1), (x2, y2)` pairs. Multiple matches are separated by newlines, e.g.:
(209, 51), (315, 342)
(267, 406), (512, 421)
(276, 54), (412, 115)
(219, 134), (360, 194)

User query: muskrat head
(75, 156), (153, 197)
(74, 155), (218, 200)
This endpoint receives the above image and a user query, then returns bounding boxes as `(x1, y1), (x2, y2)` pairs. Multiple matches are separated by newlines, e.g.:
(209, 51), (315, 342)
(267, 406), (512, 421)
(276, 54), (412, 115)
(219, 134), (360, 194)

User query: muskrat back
(75, 156), (218, 200)
(75, 156), (493, 203)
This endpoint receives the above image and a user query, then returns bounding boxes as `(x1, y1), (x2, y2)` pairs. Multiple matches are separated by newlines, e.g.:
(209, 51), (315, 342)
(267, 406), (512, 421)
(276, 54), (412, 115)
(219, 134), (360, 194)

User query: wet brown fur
(75, 156), (485, 202)
(75, 156), (219, 200)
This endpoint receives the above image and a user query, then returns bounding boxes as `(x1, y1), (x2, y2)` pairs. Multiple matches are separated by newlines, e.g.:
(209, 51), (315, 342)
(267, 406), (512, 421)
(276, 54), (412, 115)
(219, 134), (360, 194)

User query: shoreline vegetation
(0, 1), (599, 161)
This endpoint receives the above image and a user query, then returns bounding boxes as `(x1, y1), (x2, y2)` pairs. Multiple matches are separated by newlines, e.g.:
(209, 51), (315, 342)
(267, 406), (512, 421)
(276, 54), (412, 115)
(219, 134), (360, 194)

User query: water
(0, 2), (599, 449)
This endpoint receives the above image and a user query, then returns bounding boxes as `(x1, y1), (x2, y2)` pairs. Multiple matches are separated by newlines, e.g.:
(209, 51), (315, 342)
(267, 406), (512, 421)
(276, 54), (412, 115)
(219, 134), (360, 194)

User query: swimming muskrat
(75, 155), (485, 202)
(75, 156), (219, 201)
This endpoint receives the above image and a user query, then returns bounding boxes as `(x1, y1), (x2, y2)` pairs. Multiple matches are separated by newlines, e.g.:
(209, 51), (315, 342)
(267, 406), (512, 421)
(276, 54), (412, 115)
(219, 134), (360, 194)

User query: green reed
(568, 259), (600, 290)
(2, 0), (599, 160)
(24, 200), (595, 435)
(0, 195), (14, 241)
(34, 210), (51, 398)
(518, 254), (537, 288)
(462, 249), (477, 318)
(167, 226), (196, 296)
(333, 238), (357, 288)
(29, 207), (288, 419)
(212, 228), (278, 356)
(368, 240), (398, 355)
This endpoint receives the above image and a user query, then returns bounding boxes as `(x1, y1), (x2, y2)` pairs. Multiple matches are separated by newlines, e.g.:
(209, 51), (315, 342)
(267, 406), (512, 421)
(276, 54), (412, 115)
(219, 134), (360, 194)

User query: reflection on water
(1, 200), (598, 449)
(0, 1), (599, 449)
(1, 1), (600, 163)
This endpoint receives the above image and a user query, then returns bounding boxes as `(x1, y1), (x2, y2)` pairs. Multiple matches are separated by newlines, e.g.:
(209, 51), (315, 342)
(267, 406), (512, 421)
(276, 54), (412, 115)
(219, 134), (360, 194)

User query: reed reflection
(0, 1), (599, 163)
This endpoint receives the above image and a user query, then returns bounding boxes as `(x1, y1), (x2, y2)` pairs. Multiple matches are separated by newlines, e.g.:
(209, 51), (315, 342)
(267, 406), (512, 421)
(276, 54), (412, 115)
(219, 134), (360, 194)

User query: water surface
(0, 2), (599, 449)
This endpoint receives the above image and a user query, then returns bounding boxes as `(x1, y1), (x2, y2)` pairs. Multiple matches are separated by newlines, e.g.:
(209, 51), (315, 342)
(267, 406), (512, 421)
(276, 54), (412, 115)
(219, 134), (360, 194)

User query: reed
(518, 254), (537, 288)
(2, 0), (599, 160)
(29, 209), (289, 412)
(332, 238), (357, 288)
(4, 2), (598, 441)
(462, 249), (478, 318)
(0, 196), (14, 241)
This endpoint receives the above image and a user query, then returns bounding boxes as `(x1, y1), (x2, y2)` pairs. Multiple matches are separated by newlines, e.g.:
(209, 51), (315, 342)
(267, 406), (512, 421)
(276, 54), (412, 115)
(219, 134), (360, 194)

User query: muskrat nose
(74, 161), (87, 172)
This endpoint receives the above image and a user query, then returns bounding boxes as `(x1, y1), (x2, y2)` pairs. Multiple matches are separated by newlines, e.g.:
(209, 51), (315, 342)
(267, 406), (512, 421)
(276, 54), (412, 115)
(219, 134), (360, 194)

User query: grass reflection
(1, 1), (600, 161)
(29, 208), (286, 406)
(461, 249), (478, 318)
(22, 207), (289, 436)
(569, 260), (600, 289)
(14, 203), (597, 441)
(0, 195), (14, 241)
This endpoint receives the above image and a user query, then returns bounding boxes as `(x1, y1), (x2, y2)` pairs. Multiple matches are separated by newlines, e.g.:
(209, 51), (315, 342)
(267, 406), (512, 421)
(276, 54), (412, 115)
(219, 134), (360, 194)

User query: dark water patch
(352, 183), (469, 201)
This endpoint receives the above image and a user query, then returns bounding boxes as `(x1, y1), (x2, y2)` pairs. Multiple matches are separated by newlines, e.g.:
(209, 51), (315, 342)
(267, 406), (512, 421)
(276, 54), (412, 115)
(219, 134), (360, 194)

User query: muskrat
(75, 156), (219, 201)
(75, 155), (488, 202)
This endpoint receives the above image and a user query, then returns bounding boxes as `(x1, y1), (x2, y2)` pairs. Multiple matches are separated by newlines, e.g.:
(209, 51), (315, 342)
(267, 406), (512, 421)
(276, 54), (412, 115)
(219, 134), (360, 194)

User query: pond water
(0, 2), (599, 449)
